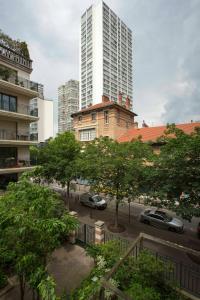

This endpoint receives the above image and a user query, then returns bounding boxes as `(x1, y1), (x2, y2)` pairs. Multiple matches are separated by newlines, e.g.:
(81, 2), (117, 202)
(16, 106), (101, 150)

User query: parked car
(140, 209), (184, 233)
(80, 193), (107, 210)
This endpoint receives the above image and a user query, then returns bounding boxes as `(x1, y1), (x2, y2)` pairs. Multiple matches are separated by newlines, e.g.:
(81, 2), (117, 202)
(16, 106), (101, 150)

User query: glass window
(0, 93), (17, 112)
(91, 112), (96, 121)
(104, 111), (109, 124)
(79, 129), (96, 141)
(2, 94), (9, 111)
(10, 97), (17, 112)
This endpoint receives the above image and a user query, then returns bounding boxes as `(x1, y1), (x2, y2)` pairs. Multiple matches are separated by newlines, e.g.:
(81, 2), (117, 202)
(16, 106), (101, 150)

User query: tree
(0, 177), (78, 300)
(34, 132), (81, 205)
(80, 137), (153, 230)
(147, 125), (200, 221)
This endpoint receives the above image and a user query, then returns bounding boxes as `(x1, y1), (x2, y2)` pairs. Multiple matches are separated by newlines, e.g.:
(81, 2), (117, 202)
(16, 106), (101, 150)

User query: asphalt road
(62, 191), (200, 250)
(51, 184), (200, 251)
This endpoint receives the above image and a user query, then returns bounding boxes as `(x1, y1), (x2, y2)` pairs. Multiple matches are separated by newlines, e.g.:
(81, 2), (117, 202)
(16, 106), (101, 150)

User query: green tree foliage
(80, 137), (153, 228)
(72, 242), (182, 300)
(0, 177), (78, 299)
(147, 125), (200, 221)
(33, 132), (81, 201)
(0, 30), (30, 59)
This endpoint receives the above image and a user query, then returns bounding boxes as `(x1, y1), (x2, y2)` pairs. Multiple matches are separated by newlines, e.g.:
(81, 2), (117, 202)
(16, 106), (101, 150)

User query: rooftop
(117, 122), (200, 143)
(71, 100), (137, 117)
(0, 30), (32, 73)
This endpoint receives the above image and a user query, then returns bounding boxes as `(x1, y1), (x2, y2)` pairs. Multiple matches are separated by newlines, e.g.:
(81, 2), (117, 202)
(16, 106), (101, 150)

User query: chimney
(118, 92), (122, 105)
(142, 120), (149, 128)
(125, 96), (130, 110)
(102, 95), (109, 103)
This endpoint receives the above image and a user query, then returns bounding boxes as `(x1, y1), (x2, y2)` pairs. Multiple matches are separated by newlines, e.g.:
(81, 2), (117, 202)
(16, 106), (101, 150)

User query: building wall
(73, 106), (135, 141)
(80, 2), (133, 110)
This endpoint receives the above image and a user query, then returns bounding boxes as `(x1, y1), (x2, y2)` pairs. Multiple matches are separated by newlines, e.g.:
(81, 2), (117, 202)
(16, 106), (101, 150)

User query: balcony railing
(0, 103), (38, 117)
(0, 158), (31, 169)
(0, 43), (32, 70)
(0, 73), (42, 93)
(0, 129), (38, 141)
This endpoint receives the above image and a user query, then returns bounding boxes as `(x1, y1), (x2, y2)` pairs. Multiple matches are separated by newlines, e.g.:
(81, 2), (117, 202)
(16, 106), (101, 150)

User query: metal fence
(99, 233), (200, 300)
(144, 248), (200, 297)
(104, 230), (132, 254)
(76, 222), (95, 245)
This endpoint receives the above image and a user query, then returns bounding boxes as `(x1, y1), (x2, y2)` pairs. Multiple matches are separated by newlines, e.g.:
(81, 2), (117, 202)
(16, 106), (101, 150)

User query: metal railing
(0, 43), (32, 69)
(0, 103), (38, 117)
(99, 233), (200, 299)
(0, 73), (41, 93)
(76, 222), (95, 245)
(0, 158), (31, 169)
(0, 129), (38, 141)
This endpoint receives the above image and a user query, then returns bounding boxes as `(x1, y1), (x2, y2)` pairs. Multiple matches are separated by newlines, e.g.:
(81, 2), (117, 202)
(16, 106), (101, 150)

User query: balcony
(0, 103), (38, 122)
(0, 158), (35, 175)
(0, 43), (32, 71)
(0, 129), (38, 145)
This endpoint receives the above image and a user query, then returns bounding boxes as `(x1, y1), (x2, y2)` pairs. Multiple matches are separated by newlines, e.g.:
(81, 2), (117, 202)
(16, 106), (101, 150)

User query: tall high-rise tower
(80, 1), (133, 110)
(58, 80), (79, 132)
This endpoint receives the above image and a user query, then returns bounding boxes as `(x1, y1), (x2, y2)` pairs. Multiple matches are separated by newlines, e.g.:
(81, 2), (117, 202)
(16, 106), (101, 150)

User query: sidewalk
(1, 243), (93, 300)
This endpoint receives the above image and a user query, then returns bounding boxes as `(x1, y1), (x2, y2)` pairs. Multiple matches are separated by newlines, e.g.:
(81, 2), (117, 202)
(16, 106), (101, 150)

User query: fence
(99, 233), (200, 300)
(71, 216), (200, 299)
(76, 222), (95, 245)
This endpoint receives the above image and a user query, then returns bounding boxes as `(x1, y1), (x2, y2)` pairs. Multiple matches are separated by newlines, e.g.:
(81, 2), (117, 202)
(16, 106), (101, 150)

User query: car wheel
(169, 227), (176, 232)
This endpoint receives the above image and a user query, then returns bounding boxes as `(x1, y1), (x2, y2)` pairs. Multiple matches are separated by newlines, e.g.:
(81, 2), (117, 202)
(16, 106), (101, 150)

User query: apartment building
(0, 34), (42, 187)
(72, 95), (137, 141)
(30, 97), (54, 142)
(80, 1), (133, 110)
(58, 79), (79, 132)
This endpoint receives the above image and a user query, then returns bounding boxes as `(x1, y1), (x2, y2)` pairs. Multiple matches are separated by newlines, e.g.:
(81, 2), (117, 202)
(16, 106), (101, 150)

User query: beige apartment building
(0, 35), (42, 187)
(72, 95), (137, 141)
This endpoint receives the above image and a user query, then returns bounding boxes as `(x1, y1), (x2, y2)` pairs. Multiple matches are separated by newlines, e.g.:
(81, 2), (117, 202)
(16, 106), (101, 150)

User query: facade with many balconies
(0, 33), (43, 186)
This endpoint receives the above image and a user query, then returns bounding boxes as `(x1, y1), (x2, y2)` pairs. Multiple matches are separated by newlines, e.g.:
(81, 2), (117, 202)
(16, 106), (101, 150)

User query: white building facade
(58, 80), (79, 132)
(80, 1), (133, 110)
(30, 98), (54, 142)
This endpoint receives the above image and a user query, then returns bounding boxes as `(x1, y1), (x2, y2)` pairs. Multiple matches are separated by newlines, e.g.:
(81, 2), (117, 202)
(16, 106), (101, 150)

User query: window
(104, 111), (109, 124)
(78, 116), (82, 122)
(79, 129), (96, 141)
(117, 111), (120, 124)
(0, 93), (17, 112)
(91, 112), (96, 121)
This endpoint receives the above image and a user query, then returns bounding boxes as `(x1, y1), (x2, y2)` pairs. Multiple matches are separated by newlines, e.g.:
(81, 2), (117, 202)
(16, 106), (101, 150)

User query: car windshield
(93, 195), (102, 202)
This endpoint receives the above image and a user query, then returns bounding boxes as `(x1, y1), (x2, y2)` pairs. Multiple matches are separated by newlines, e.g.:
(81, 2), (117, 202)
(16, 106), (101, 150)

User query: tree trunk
(115, 199), (119, 228)
(19, 276), (25, 300)
(67, 181), (70, 210)
(36, 291), (40, 300)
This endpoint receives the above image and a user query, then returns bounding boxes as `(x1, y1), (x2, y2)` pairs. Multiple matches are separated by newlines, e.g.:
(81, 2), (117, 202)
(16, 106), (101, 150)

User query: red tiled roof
(71, 101), (137, 116)
(117, 122), (200, 143)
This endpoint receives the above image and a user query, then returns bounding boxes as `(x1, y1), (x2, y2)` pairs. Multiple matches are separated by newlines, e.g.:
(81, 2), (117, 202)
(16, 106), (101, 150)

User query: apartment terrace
(0, 42), (32, 71)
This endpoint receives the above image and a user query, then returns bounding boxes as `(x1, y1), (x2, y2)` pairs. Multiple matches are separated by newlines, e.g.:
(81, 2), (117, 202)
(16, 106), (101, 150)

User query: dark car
(80, 193), (107, 210)
(140, 209), (184, 233)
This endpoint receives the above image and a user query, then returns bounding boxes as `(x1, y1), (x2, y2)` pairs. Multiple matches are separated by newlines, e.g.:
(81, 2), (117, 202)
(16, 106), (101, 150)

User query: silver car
(80, 193), (107, 210)
(140, 209), (184, 233)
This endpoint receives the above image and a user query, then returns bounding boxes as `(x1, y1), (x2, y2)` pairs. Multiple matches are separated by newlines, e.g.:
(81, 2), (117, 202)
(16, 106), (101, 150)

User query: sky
(1, 0), (200, 132)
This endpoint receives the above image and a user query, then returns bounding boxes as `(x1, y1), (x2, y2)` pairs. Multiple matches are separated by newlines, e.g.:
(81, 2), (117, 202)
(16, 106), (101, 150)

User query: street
(50, 184), (200, 252)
